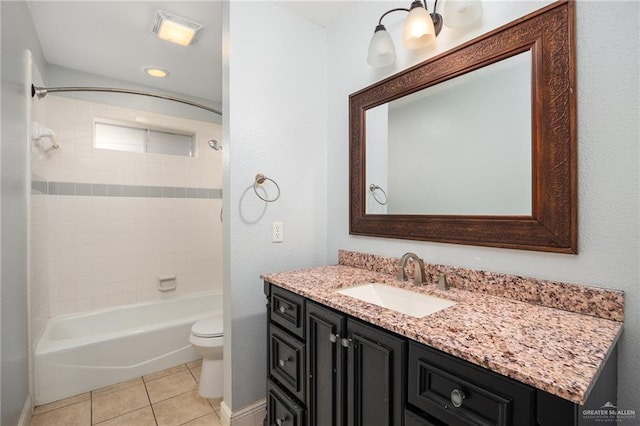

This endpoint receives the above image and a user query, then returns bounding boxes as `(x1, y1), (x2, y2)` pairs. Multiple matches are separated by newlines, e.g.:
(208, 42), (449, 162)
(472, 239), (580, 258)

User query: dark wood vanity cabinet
(306, 301), (345, 426)
(407, 342), (536, 426)
(266, 284), (404, 426)
(405, 341), (618, 426)
(267, 379), (305, 426)
(266, 285), (307, 426)
(265, 282), (617, 426)
(307, 301), (405, 426)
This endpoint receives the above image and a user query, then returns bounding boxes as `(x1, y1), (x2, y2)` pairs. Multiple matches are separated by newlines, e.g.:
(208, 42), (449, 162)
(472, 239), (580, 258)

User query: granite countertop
(262, 264), (622, 406)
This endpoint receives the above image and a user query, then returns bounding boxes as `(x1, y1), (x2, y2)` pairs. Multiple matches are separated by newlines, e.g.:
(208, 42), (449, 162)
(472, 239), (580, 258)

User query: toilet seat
(191, 316), (223, 338)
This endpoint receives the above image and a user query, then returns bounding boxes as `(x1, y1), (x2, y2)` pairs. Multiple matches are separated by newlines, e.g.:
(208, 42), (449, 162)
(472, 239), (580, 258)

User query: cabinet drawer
(408, 342), (535, 426)
(269, 324), (306, 403)
(405, 408), (446, 426)
(267, 379), (305, 426)
(271, 286), (305, 339)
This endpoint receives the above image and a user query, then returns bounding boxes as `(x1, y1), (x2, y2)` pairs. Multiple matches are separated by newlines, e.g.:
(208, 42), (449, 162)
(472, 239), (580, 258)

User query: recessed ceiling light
(145, 68), (169, 78)
(152, 10), (204, 47)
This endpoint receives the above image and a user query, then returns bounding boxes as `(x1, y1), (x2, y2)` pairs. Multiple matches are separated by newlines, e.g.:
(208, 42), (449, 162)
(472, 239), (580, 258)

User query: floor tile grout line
(176, 412), (215, 426)
(152, 385), (201, 407)
(142, 370), (159, 426)
(91, 383), (151, 425)
(145, 370), (199, 405)
(32, 362), (211, 426)
(186, 364), (199, 383)
(145, 366), (192, 387)
(143, 364), (190, 384)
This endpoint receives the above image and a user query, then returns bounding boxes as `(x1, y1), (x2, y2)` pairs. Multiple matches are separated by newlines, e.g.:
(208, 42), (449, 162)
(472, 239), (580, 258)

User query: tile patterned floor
(31, 360), (222, 426)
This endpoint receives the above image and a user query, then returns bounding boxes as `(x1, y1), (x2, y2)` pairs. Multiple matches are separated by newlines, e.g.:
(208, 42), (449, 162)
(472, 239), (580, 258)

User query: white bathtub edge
(42, 290), (221, 324)
(35, 291), (222, 406)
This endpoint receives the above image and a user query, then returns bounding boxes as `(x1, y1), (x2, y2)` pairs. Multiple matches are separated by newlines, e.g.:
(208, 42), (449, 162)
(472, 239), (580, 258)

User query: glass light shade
(443, 0), (482, 28)
(402, 5), (436, 49)
(367, 26), (396, 68)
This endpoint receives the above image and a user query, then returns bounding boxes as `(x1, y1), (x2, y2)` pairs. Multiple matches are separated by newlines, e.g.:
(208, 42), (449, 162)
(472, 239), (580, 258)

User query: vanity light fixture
(152, 10), (204, 46)
(367, 0), (482, 68)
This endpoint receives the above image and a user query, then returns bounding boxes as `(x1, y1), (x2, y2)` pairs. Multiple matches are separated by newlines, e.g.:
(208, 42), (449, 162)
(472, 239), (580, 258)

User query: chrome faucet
(397, 252), (425, 285)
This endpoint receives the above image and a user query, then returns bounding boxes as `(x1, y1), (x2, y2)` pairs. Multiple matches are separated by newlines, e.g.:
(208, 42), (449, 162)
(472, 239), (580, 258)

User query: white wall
(223, 1), (327, 411)
(1, 1), (47, 423)
(327, 0), (639, 409)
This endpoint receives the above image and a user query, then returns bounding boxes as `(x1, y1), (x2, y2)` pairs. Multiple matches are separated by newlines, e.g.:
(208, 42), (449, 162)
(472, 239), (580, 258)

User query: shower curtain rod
(31, 84), (222, 116)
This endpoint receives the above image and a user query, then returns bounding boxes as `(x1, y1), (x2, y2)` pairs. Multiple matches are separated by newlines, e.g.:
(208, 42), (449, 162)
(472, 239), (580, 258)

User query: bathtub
(35, 291), (222, 405)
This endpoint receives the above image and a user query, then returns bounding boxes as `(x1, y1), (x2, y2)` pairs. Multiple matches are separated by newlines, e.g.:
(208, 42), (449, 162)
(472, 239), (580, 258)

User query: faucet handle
(437, 273), (449, 291)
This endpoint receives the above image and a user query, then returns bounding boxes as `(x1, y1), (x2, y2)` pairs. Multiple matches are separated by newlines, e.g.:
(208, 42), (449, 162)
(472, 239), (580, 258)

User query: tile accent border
(31, 180), (222, 199)
(338, 250), (624, 322)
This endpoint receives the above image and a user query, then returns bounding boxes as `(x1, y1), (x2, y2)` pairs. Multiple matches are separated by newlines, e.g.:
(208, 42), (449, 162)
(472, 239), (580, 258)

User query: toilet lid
(191, 316), (223, 338)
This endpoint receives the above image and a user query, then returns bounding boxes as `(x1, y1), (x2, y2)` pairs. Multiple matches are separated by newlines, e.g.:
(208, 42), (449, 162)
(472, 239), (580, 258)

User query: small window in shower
(94, 121), (194, 157)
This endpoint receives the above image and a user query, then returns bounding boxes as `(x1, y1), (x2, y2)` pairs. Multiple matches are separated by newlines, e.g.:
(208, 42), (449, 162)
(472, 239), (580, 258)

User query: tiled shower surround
(30, 95), (222, 347)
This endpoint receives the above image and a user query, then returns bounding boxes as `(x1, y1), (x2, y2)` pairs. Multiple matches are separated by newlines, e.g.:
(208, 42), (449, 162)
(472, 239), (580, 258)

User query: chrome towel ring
(369, 184), (388, 205)
(254, 174), (280, 203)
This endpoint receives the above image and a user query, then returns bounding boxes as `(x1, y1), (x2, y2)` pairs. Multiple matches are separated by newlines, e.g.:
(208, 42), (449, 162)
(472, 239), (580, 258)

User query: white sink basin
(336, 283), (456, 318)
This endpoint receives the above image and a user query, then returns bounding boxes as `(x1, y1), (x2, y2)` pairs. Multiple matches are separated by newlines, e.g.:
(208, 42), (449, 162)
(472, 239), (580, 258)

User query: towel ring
(254, 174), (280, 203)
(369, 184), (388, 206)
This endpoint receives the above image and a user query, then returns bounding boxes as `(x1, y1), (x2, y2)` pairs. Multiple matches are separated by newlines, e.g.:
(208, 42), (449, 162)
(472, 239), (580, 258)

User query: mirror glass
(365, 51), (532, 215)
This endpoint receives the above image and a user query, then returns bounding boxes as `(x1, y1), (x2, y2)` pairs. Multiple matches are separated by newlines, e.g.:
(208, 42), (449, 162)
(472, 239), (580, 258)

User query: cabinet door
(306, 302), (347, 426)
(346, 319), (406, 426)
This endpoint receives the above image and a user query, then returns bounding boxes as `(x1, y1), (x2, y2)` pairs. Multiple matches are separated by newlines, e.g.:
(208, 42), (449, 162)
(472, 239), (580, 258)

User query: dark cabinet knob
(451, 388), (465, 408)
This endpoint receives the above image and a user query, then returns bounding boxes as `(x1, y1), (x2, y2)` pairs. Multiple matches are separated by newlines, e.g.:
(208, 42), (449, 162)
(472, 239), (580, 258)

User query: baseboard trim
(220, 398), (266, 426)
(18, 393), (33, 426)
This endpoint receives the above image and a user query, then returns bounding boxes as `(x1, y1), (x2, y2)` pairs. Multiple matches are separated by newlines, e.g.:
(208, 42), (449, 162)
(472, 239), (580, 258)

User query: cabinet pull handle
(450, 388), (465, 408)
(329, 333), (339, 343)
(341, 337), (352, 348)
(278, 357), (292, 367)
(278, 304), (290, 314)
(275, 415), (289, 426)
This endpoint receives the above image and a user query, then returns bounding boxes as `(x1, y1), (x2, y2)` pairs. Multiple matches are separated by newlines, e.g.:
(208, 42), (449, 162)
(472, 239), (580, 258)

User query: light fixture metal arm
(431, 0), (443, 36)
(377, 7), (410, 25)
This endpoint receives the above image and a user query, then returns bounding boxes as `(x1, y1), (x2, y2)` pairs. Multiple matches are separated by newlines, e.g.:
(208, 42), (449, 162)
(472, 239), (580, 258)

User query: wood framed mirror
(349, 1), (576, 253)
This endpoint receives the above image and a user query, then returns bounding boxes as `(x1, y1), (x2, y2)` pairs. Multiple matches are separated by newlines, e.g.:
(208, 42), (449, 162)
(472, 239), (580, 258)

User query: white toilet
(189, 316), (223, 398)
